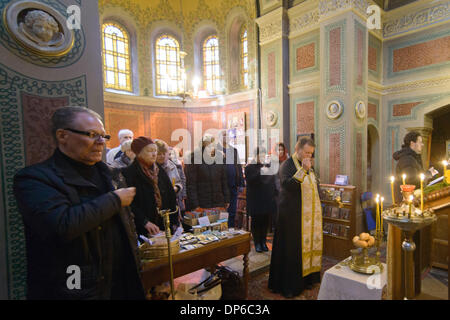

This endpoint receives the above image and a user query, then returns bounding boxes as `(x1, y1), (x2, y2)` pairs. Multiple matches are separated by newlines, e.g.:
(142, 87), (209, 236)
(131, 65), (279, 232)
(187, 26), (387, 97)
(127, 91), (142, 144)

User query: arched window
(102, 23), (132, 91)
(155, 35), (182, 96)
(240, 27), (249, 89)
(203, 35), (221, 94)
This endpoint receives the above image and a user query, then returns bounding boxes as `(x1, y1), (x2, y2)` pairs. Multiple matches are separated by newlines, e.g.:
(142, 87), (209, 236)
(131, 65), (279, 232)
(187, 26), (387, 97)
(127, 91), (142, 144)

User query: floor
(169, 232), (448, 300)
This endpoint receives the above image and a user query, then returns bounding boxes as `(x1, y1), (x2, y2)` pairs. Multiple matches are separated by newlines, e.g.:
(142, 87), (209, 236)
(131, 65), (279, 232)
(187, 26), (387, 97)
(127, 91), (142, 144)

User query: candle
(402, 173), (406, 185)
(375, 196), (380, 234)
(408, 195), (413, 218)
(390, 176), (395, 205)
(444, 160), (449, 184)
(380, 197), (384, 234)
(420, 173), (425, 212)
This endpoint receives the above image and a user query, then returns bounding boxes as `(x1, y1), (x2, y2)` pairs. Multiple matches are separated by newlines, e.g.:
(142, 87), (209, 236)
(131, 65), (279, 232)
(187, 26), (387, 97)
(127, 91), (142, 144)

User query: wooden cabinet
(319, 184), (362, 261)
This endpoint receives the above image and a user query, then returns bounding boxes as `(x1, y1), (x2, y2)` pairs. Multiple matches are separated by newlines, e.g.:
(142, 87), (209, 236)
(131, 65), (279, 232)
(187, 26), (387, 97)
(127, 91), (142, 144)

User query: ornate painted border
(383, 1), (450, 39)
(290, 31), (320, 80)
(0, 0), (86, 68)
(324, 124), (346, 183)
(354, 20), (366, 94)
(325, 19), (346, 94)
(353, 126), (365, 191)
(387, 92), (450, 122)
(0, 62), (87, 299)
(290, 95), (319, 171)
(386, 27), (450, 78)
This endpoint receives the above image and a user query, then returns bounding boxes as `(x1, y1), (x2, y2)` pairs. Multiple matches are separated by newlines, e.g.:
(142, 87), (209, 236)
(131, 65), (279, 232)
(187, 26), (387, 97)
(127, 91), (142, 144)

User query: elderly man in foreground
(13, 106), (145, 300)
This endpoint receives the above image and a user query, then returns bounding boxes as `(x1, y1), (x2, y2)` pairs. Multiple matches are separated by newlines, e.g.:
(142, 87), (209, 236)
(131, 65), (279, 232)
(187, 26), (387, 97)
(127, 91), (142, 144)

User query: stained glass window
(156, 35), (183, 96)
(102, 23), (132, 91)
(203, 36), (221, 95)
(240, 27), (249, 88)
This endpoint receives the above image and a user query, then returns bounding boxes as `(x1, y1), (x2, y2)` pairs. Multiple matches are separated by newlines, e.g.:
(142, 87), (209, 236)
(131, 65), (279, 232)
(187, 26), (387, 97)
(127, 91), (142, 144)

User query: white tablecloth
(318, 257), (387, 300)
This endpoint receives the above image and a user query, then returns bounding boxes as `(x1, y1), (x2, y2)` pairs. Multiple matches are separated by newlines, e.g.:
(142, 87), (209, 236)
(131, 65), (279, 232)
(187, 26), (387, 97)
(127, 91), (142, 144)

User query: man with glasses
(13, 106), (145, 300)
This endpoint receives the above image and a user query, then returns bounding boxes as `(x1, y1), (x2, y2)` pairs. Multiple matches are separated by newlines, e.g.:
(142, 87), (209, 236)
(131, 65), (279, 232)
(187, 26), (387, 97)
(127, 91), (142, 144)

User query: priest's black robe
(268, 157), (321, 297)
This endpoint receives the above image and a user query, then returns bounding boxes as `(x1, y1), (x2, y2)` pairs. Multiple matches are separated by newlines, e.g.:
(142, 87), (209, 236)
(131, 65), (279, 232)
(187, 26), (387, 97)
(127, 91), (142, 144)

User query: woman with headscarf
(121, 137), (178, 236)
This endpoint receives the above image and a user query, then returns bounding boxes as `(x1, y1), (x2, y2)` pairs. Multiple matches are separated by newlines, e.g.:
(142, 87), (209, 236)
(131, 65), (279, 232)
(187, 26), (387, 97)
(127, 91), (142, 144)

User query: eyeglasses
(64, 128), (111, 141)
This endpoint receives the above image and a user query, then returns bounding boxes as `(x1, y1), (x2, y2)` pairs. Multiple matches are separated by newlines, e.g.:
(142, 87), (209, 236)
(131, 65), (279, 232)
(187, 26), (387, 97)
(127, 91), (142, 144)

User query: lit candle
(375, 195), (380, 234)
(408, 195), (413, 218)
(380, 197), (384, 234)
(443, 160), (449, 184)
(390, 176), (395, 205)
(402, 173), (406, 186)
(420, 173), (425, 213)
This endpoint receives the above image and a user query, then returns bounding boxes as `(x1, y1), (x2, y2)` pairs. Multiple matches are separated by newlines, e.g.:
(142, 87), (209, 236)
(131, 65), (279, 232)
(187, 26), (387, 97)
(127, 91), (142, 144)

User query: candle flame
(380, 197), (384, 202)
(402, 174), (406, 179)
(409, 195), (413, 202)
(390, 176), (395, 183)
(375, 197), (379, 203)
(443, 160), (449, 166)
(420, 173), (425, 181)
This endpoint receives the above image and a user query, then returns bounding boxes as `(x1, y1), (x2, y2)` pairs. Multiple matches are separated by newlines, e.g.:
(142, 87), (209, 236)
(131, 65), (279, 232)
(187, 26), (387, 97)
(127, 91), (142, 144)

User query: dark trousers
(227, 188), (238, 228)
(251, 214), (270, 245)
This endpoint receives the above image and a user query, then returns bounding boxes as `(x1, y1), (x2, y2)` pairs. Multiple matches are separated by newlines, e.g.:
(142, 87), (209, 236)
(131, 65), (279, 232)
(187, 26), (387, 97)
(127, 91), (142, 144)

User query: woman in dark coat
(121, 137), (178, 236)
(245, 147), (277, 252)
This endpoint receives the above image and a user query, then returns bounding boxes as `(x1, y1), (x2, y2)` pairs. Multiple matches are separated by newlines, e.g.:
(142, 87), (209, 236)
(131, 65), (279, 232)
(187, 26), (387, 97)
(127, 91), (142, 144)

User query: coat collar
(50, 149), (113, 190)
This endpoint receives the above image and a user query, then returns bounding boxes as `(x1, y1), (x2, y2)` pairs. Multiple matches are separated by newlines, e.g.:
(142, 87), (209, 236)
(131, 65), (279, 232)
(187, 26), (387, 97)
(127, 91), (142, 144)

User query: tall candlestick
(402, 173), (406, 185)
(443, 160), (449, 184)
(375, 196), (380, 234)
(420, 173), (424, 213)
(380, 197), (384, 235)
(390, 176), (395, 205)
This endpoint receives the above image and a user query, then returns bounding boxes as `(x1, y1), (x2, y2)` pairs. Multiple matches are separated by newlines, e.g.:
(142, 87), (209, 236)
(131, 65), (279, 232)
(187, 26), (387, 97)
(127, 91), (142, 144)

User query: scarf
(138, 159), (162, 208)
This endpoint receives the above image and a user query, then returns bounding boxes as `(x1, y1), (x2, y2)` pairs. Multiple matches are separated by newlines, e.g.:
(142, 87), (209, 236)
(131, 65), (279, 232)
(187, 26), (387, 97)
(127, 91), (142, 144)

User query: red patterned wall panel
(21, 92), (69, 165)
(392, 102), (422, 117)
(357, 28), (363, 86)
(368, 46), (377, 71)
(104, 109), (145, 149)
(149, 112), (187, 147)
(329, 133), (341, 183)
(368, 103), (377, 120)
(268, 51), (276, 98)
(296, 101), (315, 134)
(296, 43), (315, 71)
(393, 35), (450, 72)
(329, 27), (341, 87)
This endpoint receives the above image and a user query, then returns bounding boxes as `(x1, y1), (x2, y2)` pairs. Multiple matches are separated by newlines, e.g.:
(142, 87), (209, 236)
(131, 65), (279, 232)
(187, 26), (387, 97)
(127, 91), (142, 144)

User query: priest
(268, 137), (322, 298)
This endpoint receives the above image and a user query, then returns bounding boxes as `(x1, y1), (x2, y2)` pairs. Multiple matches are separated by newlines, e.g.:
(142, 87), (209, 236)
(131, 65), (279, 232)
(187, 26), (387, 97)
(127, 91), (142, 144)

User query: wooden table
(140, 232), (251, 298)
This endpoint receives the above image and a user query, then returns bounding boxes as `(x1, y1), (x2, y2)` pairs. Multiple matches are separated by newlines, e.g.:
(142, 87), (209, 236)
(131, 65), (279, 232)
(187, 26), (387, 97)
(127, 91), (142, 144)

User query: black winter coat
(184, 150), (230, 210)
(393, 147), (432, 200)
(13, 150), (144, 300)
(244, 163), (277, 216)
(121, 161), (178, 235)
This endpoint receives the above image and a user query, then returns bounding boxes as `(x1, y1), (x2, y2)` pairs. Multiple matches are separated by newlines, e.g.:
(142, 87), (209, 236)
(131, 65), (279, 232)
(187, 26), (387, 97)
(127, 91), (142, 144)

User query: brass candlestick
(158, 206), (179, 300)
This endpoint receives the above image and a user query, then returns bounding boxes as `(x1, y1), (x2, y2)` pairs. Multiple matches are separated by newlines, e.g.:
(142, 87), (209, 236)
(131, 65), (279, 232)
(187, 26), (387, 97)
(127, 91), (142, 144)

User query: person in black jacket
(184, 135), (230, 212)
(393, 131), (438, 200)
(13, 106), (144, 300)
(122, 137), (178, 237)
(245, 147), (277, 253)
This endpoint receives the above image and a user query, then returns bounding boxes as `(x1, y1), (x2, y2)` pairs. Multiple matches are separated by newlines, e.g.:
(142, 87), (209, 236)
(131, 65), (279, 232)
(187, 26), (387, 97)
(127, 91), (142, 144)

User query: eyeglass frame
(63, 128), (111, 141)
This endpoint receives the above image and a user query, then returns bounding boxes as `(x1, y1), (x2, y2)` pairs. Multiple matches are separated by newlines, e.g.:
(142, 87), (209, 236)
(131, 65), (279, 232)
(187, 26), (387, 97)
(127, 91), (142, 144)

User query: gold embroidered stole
(292, 155), (323, 277)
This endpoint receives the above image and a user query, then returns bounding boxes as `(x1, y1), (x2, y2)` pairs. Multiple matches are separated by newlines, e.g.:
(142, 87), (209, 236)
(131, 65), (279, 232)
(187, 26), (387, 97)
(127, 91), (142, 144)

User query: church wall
(378, 1), (450, 204)
(0, 0), (104, 299)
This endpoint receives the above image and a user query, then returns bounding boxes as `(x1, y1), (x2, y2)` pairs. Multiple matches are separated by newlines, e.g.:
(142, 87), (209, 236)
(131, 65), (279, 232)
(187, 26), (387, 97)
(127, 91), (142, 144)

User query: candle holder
(382, 186), (436, 300)
(349, 231), (384, 274)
